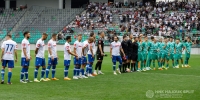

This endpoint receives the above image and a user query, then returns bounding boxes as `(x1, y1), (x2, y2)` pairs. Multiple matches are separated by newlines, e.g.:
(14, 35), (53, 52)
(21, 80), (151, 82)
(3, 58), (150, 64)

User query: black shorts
(130, 54), (138, 61)
(96, 53), (104, 60)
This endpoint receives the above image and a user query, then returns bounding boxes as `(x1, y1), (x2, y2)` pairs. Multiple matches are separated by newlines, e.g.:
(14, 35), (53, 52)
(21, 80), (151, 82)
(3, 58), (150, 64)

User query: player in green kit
(151, 39), (159, 70)
(174, 38), (185, 68)
(169, 37), (175, 68)
(142, 36), (148, 71)
(184, 37), (194, 67)
(137, 36), (143, 72)
(157, 38), (163, 70)
(146, 36), (155, 70)
(161, 37), (170, 70)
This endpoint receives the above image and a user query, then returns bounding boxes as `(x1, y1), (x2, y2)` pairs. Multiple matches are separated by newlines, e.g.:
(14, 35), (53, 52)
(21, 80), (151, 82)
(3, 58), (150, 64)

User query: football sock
(153, 61), (155, 68)
(41, 68), (45, 78)
(149, 60), (152, 67)
(64, 66), (69, 77)
(77, 65), (80, 76)
(73, 67), (77, 76)
(1, 69), (5, 81)
(52, 66), (56, 78)
(8, 72), (12, 83)
(46, 65), (51, 78)
(135, 62), (138, 71)
(34, 68), (39, 78)
(81, 68), (84, 75)
(85, 64), (89, 73)
(127, 63), (130, 69)
(172, 61), (175, 67)
(95, 62), (100, 70)
(141, 61), (144, 70)
(113, 62), (116, 71)
(98, 62), (102, 70)
(89, 64), (92, 74)
(131, 63), (133, 71)
(166, 63), (169, 68)
(24, 68), (28, 80)
(20, 67), (25, 80)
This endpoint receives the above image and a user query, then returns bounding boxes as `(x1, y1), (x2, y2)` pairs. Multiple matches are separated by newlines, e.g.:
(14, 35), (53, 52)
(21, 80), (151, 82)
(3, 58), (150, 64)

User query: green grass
(0, 50), (199, 100)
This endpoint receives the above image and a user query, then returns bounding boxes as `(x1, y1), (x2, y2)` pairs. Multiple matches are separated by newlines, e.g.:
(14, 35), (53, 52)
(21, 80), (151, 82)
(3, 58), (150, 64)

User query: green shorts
(142, 52), (147, 60)
(157, 53), (162, 59)
(169, 53), (174, 60)
(174, 53), (182, 60)
(161, 53), (170, 60)
(137, 52), (143, 61)
(185, 53), (190, 58)
(151, 53), (158, 60)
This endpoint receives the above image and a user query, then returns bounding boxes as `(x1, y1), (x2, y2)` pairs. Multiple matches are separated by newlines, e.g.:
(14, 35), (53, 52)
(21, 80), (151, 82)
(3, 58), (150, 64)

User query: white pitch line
(141, 72), (200, 78)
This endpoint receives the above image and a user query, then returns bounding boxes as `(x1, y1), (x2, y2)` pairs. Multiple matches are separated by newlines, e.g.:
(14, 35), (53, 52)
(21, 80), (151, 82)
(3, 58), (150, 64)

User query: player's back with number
(2, 39), (17, 61)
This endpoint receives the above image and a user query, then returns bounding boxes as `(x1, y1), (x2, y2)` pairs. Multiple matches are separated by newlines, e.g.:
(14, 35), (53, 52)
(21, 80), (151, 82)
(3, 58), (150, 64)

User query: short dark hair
(90, 32), (94, 37)
(7, 34), (12, 38)
(66, 36), (71, 40)
(123, 35), (127, 39)
(23, 31), (29, 37)
(176, 38), (180, 41)
(52, 33), (57, 37)
(151, 36), (154, 40)
(43, 33), (48, 36)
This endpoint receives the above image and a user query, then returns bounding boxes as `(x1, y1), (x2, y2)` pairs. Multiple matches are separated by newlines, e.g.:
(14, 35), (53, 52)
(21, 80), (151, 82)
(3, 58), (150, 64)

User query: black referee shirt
(121, 40), (129, 55)
(96, 38), (104, 53)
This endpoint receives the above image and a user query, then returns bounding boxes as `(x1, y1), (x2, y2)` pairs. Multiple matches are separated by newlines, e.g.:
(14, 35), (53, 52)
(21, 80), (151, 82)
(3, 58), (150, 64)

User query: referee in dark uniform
(94, 32), (105, 75)
(131, 37), (138, 71)
(127, 34), (134, 71)
(121, 35), (129, 73)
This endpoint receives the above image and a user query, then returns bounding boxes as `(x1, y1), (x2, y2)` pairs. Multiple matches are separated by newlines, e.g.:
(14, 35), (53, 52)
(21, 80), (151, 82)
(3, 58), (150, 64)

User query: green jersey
(175, 42), (184, 54)
(142, 41), (148, 54)
(185, 42), (192, 53)
(151, 42), (159, 53)
(163, 42), (170, 54)
(169, 41), (175, 54)
(157, 42), (162, 54)
(138, 42), (143, 52)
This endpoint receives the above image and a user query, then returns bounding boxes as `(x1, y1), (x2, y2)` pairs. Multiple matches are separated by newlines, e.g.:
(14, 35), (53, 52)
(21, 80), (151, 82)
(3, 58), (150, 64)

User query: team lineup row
(0, 31), (193, 84)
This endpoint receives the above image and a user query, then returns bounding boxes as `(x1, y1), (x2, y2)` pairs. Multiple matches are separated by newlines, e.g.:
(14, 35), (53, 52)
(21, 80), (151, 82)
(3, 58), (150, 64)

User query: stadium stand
(0, 1), (200, 47)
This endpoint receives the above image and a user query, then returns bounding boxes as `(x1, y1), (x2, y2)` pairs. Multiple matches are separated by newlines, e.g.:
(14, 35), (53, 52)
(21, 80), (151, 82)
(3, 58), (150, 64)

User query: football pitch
(0, 50), (199, 100)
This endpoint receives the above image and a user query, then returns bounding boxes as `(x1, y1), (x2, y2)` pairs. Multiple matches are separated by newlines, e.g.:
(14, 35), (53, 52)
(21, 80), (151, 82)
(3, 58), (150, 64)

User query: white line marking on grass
(141, 72), (200, 78)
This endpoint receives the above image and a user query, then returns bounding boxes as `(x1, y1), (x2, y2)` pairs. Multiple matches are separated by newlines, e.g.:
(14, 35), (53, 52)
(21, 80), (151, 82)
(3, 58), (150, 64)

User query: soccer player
(184, 37), (194, 67)
(126, 34), (135, 71)
(121, 35), (129, 73)
(157, 38), (163, 69)
(87, 35), (96, 77)
(174, 38), (185, 68)
(73, 34), (83, 79)
(129, 36), (138, 72)
(34, 33), (48, 82)
(169, 37), (175, 68)
(151, 39), (159, 70)
(141, 36), (148, 71)
(1, 34), (18, 84)
(82, 37), (94, 78)
(146, 36), (155, 70)
(64, 36), (78, 80)
(137, 36), (143, 72)
(20, 31), (32, 83)
(46, 33), (59, 81)
(94, 32), (105, 75)
(110, 36), (125, 75)
(161, 38), (170, 70)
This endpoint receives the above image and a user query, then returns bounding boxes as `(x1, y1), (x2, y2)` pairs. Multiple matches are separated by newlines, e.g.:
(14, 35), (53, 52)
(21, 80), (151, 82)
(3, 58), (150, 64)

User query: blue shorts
(64, 60), (71, 66)
(74, 57), (81, 65)
(48, 58), (58, 65)
(112, 55), (122, 64)
(81, 56), (87, 64)
(21, 58), (30, 67)
(2, 60), (14, 68)
(35, 57), (46, 67)
(88, 54), (94, 63)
